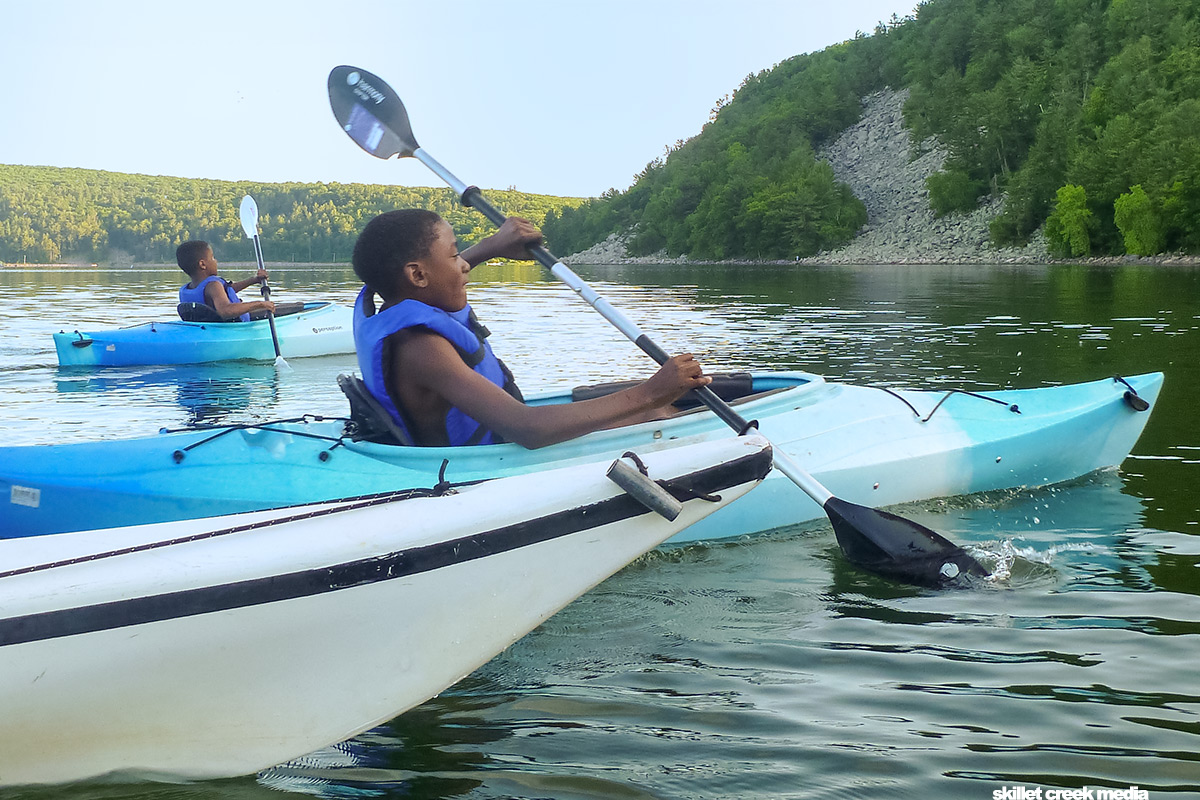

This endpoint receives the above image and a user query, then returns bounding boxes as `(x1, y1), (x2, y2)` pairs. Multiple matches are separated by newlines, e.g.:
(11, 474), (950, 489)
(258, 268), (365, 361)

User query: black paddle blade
(328, 65), (418, 159)
(824, 496), (988, 585)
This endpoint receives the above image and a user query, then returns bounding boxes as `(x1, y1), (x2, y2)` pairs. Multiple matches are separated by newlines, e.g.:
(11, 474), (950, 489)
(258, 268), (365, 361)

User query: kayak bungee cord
(874, 373), (1153, 422)
(164, 372), (1140, 467)
(159, 416), (354, 463)
(874, 386), (1022, 422)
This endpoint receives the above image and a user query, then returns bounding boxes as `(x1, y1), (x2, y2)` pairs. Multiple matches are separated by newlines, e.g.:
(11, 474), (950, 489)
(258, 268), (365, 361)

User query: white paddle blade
(239, 195), (259, 239)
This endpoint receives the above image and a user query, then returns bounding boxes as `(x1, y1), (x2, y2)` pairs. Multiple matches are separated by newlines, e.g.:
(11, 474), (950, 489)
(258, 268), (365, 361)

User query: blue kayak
(0, 371), (1162, 541)
(53, 302), (354, 366)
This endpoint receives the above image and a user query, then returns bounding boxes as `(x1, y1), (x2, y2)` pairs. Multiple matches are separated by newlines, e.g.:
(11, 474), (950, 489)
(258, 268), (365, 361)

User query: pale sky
(2, 0), (917, 198)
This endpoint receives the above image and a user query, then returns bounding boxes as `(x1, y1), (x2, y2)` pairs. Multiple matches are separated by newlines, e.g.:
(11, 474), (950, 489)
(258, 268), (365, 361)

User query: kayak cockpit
(176, 300), (324, 323)
(337, 371), (821, 446)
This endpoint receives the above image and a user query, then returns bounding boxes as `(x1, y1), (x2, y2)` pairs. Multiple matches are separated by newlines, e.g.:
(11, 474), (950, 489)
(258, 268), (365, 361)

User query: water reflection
(55, 364), (281, 426)
(1, 261), (1198, 799)
(258, 689), (509, 799)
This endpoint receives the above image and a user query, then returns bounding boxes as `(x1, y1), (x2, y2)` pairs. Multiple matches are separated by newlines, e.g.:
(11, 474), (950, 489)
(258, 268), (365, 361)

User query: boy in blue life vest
(351, 209), (712, 448)
(177, 240), (276, 322)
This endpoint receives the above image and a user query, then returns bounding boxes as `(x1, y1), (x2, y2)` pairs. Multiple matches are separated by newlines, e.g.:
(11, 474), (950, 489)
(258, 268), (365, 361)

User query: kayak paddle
(326, 65), (987, 586)
(238, 195), (290, 371)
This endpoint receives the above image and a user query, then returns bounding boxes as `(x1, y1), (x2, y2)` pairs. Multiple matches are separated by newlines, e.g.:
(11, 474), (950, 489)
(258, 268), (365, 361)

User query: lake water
(1, 261), (1198, 799)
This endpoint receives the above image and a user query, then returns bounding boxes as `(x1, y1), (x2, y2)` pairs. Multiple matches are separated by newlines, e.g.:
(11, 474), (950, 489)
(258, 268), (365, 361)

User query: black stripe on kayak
(0, 484), (483, 581)
(0, 447), (770, 647)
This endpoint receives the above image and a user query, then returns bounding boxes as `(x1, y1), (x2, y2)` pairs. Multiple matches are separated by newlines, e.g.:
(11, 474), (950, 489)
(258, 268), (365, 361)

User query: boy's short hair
(176, 240), (211, 276)
(352, 210), (442, 297)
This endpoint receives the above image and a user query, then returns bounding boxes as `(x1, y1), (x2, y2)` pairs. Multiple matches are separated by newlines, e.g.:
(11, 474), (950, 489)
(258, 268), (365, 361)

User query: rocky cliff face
(569, 87), (1050, 265)
(805, 88), (1048, 264)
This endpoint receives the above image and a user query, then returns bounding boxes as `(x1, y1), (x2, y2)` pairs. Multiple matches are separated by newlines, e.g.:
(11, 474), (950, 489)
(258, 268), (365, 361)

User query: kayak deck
(0, 371), (1163, 541)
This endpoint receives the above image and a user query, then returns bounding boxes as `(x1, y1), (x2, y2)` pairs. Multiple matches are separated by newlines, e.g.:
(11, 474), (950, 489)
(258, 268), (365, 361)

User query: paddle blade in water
(328, 66), (419, 160)
(823, 496), (988, 585)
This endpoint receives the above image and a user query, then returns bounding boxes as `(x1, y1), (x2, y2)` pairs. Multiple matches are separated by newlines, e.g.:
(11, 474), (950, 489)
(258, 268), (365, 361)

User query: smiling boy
(351, 209), (710, 448)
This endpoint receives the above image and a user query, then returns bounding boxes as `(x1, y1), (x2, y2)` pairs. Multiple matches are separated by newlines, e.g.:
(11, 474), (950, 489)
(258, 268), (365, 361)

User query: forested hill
(543, 0), (1200, 261)
(0, 165), (583, 265)
(6, 0), (1199, 266)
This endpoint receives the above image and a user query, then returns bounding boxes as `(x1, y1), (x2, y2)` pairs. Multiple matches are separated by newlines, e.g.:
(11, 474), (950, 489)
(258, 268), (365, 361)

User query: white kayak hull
(0, 434), (771, 786)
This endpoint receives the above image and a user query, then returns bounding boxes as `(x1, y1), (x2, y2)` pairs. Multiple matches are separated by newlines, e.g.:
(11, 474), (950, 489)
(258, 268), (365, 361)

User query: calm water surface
(0, 261), (1198, 800)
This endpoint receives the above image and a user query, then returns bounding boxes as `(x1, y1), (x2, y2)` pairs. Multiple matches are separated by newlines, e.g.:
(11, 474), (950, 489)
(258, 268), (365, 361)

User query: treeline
(0, 165), (583, 264)
(541, 35), (887, 260)
(544, 0), (1200, 260)
(908, 0), (1200, 257)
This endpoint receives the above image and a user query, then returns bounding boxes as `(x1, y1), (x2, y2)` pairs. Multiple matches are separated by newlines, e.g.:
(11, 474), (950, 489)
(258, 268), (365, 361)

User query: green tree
(1045, 184), (1093, 257)
(1113, 184), (1165, 255)
(927, 169), (984, 216)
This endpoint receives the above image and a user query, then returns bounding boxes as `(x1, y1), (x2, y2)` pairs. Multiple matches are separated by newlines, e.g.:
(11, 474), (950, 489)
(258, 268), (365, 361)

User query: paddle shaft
(249, 233), (282, 358)
(455, 180), (834, 505)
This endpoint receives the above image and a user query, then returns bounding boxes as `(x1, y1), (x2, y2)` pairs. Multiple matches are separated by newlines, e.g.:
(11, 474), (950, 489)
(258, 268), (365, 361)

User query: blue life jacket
(353, 287), (522, 446)
(178, 276), (249, 322)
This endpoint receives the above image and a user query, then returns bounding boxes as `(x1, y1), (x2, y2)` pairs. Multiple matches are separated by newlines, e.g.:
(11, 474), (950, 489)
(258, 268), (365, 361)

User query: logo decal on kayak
(10, 485), (40, 508)
(312, 326), (344, 334)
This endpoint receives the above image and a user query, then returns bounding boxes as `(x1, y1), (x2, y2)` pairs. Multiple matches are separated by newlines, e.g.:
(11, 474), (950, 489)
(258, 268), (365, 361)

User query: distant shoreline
(569, 256), (1200, 268)
(7, 255), (1200, 270)
(564, 231), (1200, 268)
(0, 262), (100, 268)
(0, 261), (345, 269)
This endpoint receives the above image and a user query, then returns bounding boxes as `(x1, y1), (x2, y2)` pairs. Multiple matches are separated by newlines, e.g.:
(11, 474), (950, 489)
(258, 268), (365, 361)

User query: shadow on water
(258, 695), (501, 799)
(260, 688), (665, 800)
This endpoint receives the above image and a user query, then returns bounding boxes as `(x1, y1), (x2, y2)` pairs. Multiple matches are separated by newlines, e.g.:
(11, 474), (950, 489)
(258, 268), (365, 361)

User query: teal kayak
(53, 302), (354, 366)
(0, 371), (1162, 541)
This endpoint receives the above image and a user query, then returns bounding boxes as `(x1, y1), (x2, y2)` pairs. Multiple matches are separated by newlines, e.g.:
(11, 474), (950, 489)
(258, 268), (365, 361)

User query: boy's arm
(229, 268), (269, 293)
(205, 281), (275, 321)
(397, 332), (710, 449)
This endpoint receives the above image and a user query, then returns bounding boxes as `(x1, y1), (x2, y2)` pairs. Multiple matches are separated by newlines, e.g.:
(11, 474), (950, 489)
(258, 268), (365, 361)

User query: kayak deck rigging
(0, 370), (1161, 543)
(158, 373), (1150, 463)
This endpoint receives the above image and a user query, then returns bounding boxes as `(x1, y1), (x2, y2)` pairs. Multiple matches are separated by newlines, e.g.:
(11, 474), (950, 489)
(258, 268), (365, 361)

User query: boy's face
(197, 247), (219, 277)
(408, 221), (469, 311)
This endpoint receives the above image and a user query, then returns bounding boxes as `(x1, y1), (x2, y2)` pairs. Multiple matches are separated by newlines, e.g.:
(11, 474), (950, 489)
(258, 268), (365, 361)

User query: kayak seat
(572, 372), (756, 410)
(177, 303), (228, 323)
(337, 373), (414, 446)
